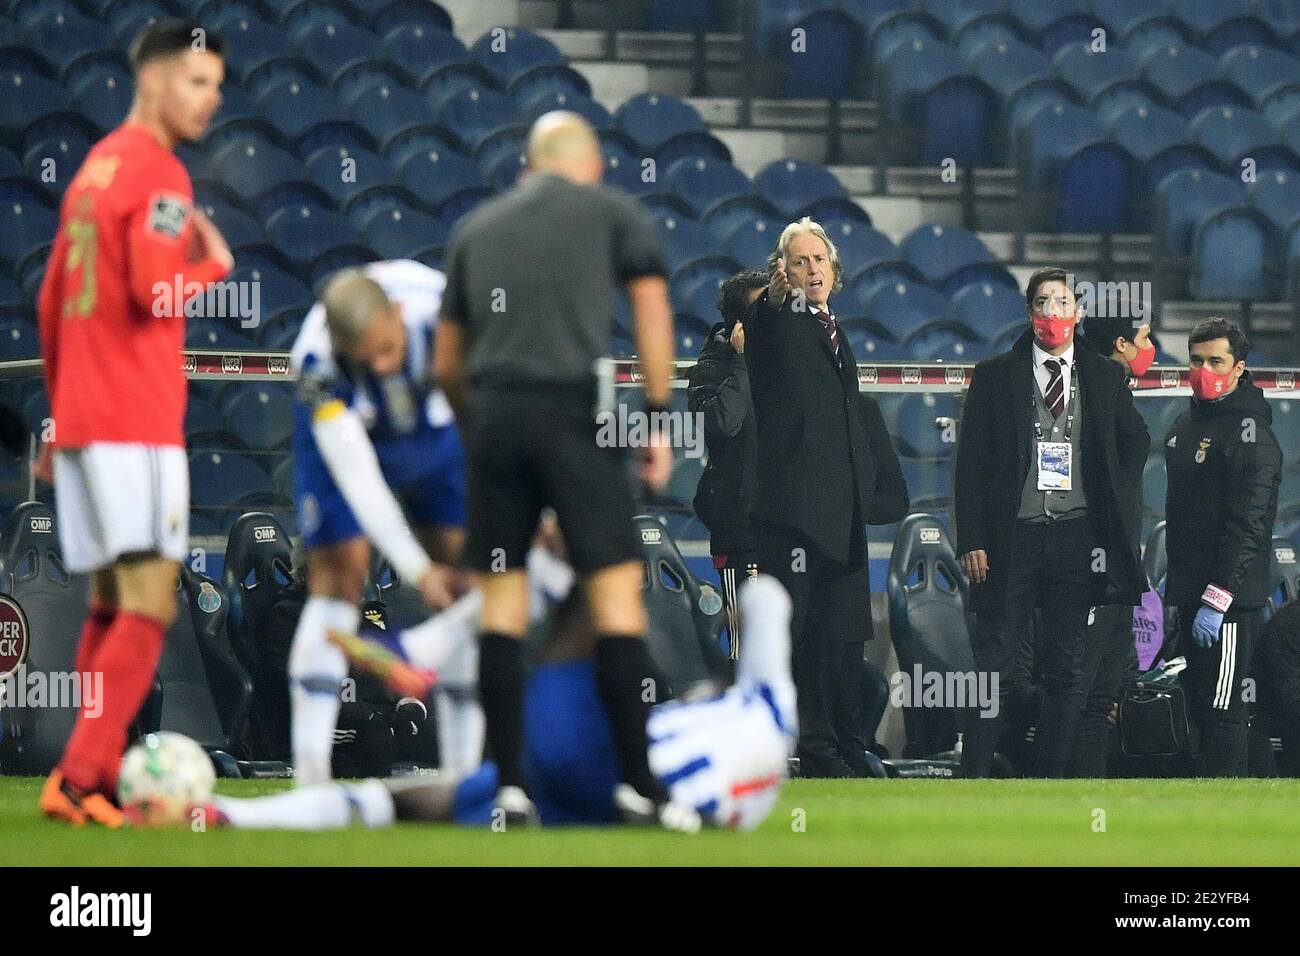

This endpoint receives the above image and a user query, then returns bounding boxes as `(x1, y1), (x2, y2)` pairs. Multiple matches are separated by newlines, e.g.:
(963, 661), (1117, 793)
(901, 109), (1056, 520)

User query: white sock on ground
(215, 779), (395, 830)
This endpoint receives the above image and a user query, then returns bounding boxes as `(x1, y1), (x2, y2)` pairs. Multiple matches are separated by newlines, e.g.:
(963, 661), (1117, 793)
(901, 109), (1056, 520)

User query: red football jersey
(38, 122), (230, 448)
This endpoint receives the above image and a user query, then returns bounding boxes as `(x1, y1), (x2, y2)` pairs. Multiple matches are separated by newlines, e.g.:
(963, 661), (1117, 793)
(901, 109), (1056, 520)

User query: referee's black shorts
(463, 384), (640, 575)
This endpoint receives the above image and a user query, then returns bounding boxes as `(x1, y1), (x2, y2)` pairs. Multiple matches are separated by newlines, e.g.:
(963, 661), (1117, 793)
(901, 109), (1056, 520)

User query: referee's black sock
(478, 632), (526, 791)
(594, 635), (669, 804)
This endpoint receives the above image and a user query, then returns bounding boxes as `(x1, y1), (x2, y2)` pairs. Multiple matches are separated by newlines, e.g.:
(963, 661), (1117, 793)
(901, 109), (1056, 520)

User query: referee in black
(434, 112), (684, 825)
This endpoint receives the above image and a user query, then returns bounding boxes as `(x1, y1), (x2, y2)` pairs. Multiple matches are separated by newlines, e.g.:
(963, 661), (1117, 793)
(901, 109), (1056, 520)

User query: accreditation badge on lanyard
(1035, 375), (1076, 492)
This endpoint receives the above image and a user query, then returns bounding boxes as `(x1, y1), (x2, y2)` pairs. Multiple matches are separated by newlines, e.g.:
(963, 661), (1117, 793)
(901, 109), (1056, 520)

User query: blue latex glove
(1192, 605), (1224, 649)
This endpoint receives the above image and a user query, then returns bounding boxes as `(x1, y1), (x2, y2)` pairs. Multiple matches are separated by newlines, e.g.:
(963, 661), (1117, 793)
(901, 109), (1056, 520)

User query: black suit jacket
(744, 289), (906, 565)
(954, 329), (1150, 618)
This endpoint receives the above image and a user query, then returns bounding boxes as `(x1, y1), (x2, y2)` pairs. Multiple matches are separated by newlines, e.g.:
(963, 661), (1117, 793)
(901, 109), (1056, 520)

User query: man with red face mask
(1164, 318), (1281, 776)
(954, 268), (1150, 777)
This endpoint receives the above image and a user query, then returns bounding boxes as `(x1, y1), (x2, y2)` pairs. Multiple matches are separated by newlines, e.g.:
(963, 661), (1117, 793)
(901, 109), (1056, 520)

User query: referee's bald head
(527, 111), (603, 184)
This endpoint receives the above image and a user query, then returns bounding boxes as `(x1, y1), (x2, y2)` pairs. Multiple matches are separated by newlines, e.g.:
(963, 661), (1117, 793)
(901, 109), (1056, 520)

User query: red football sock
(59, 611), (165, 795)
(74, 604), (117, 677)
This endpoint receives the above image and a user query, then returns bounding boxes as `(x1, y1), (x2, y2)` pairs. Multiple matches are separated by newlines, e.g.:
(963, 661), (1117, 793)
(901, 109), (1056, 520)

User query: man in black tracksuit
(1164, 318), (1282, 777)
(688, 270), (768, 656)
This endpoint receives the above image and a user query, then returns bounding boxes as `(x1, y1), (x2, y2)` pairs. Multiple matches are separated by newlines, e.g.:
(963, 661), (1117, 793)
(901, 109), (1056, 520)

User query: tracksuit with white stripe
(1164, 371), (1282, 776)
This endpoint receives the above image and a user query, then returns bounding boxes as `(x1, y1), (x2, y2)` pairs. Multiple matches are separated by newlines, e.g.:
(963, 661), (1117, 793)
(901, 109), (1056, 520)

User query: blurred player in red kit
(34, 20), (232, 826)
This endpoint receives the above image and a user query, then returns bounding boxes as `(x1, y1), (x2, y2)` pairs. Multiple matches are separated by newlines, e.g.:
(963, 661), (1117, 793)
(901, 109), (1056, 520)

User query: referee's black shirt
(440, 172), (667, 388)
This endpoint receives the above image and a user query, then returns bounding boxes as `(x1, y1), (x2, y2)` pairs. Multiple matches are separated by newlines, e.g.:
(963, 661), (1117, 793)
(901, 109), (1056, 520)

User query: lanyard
(1032, 364), (1076, 444)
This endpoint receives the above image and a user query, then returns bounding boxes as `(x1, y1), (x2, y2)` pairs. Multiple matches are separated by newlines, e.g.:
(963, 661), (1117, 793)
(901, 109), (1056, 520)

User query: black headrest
(888, 512), (965, 602)
(1270, 536), (1299, 605)
(1, 500), (69, 591)
(1143, 520), (1167, 591)
(222, 511), (293, 590)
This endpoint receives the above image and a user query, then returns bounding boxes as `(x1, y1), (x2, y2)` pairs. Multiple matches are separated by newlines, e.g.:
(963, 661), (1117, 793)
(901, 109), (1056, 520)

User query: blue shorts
(449, 661), (621, 827)
(293, 403), (467, 550)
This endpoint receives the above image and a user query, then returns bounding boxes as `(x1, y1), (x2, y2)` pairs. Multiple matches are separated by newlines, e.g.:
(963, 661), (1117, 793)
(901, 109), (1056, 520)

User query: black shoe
(796, 750), (856, 779)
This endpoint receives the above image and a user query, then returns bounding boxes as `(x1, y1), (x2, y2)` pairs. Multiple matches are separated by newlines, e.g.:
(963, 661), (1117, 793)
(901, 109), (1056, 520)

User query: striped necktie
(815, 310), (839, 353)
(1044, 358), (1065, 419)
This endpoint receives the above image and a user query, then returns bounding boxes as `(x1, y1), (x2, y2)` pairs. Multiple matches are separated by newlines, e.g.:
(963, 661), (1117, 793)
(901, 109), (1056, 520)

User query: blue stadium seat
(702, 194), (786, 241)
(217, 21), (297, 85)
(653, 129), (731, 170)
(905, 325), (988, 364)
(293, 19), (379, 85)
(878, 37), (998, 166)
(670, 261), (742, 323)
(614, 93), (706, 154)
(1022, 101), (1141, 231)
(1220, 44), (1300, 108)
(867, 9), (943, 64)
(305, 144), (400, 210)
(423, 62), (502, 113)
(842, 326), (906, 362)
(968, 36), (1053, 100)
(359, 206), (449, 260)
(189, 451), (275, 510)
(0, 193), (57, 277)
(1190, 207), (1276, 300)
(255, 78), (368, 157)
(483, 148), (526, 191)
(197, 200), (265, 251)
(1167, 0), (1254, 40)
(0, 71), (70, 145)
(951, 280), (1026, 344)
(379, 23), (467, 87)
(1120, 15), (1195, 63)
(1248, 169), (1300, 233)
(919, 0), (1000, 37)
(264, 204), (370, 274)
(222, 384), (295, 452)
(435, 86), (518, 151)
(107, 0), (173, 42)
(1053, 41), (1141, 104)
(660, 156), (750, 216)
(1206, 22), (1281, 59)
(953, 13), (1029, 59)
(517, 87), (610, 130)
(22, 135), (90, 198)
(345, 82), (438, 154)
(1190, 104), (1298, 174)
(0, 319), (38, 360)
(753, 158), (846, 219)
(894, 392), (959, 459)
(899, 223), (995, 289)
(208, 139), (309, 209)
(19, 13), (114, 80)
(1155, 167), (1247, 255)
(653, 212), (717, 272)
(185, 311), (259, 351)
(382, 124), (460, 171)
(1142, 42), (1219, 103)
(369, 0), (453, 35)
(184, 391), (226, 446)
(1108, 103), (1218, 194)
(859, 279), (952, 342)
(1257, 0), (1300, 41)
(774, 8), (863, 98)
(470, 26), (564, 86)
(601, 139), (655, 195)
(68, 64), (133, 133)
(0, 271), (23, 310)
(825, 222), (898, 277)
(1038, 11), (1108, 58)
(722, 217), (784, 269)
(395, 143), (491, 215)
(474, 124), (528, 173)
(506, 61), (592, 103)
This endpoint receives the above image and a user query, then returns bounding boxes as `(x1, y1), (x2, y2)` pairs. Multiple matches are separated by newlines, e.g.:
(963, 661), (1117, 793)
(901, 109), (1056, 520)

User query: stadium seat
(294, 20), (380, 85)
(19, 12), (114, 80)
(886, 513), (973, 757)
(866, 8), (943, 64)
(359, 206), (449, 260)
(21, 135), (90, 198)
(824, 222), (896, 277)
(753, 158), (847, 219)
(191, 452), (276, 517)
(1190, 105), (1298, 175)
(1038, 11), (1107, 58)
(701, 194), (787, 242)
(265, 204), (375, 276)
(435, 85), (518, 151)
(653, 129), (732, 170)
(1220, 45), (1300, 108)
(1190, 206), (1276, 300)
(899, 223), (995, 290)
(722, 216), (783, 270)
(1120, 15), (1195, 63)
(396, 143), (491, 216)
(968, 36), (1053, 101)
(1248, 169), (1300, 234)
(1108, 103), (1218, 195)
(184, 393), (227, 447)
(368, 0), (454, 36)
(894, 392), (959, 459)
(222, 384), (295, 452)
(951, 280), (1025, 343)
(470, 26), (564, 86)
(303, 143), (400, 211)
(517, 87), (610, 130)
(0, 193), (57, 278)
(1155, 167), (1249, 255)
(0, 70), (71, 146)
(379, 23), (468, 87)
(0, 318), (38, 360)
(653, 212), (718, 272)
(906, 324), (989, 364)
(662, 156), (751, 216)
(775, 8), (863, 98)
(1053, 41), (1142, 104)
(614, 93), (706, 154)
(343, 81), (438, 155)
(878, 37), (999, 166)
(858, 279), (952, 342)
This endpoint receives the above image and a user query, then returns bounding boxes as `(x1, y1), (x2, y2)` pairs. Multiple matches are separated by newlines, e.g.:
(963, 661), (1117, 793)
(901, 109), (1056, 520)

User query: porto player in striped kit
(35, 20), (231, 826)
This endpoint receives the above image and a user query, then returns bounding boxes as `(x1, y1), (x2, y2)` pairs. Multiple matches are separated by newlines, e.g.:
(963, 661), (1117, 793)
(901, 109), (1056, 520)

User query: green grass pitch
(3, 776), (1299, 866)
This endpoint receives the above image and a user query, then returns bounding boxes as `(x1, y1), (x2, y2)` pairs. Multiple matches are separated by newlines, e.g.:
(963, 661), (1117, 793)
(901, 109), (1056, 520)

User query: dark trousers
(963, 516), (1093, 778)
(755, 522), (871, 776)
(1179, 605), (1259, 777)
(1069, 603), (1140, 777)
(714, 550), (758, 660)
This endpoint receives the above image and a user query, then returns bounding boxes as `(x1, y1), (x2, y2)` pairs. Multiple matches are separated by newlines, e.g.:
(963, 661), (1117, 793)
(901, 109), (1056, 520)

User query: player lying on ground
(287, 261), (470, 786)
(36, 20), (233, 827)
(173, 576), (796, 832)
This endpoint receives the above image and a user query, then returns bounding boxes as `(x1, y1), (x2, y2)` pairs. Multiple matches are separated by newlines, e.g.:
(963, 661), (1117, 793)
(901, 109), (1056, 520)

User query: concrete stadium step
(440, 0), (522, 43)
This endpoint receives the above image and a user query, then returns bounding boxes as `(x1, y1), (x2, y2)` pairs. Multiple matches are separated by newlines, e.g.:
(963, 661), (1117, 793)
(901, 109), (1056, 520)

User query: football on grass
(118, 732), (215, 820)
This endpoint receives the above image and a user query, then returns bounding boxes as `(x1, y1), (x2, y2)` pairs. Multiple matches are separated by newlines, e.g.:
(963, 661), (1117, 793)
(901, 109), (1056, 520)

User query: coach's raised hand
(768, 257), (789, 307)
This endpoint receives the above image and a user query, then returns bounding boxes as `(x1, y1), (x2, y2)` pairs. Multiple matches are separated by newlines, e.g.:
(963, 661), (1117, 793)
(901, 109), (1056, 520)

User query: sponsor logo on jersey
(146, 192), (188, 239)
(1195, 437), (1210, 464)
